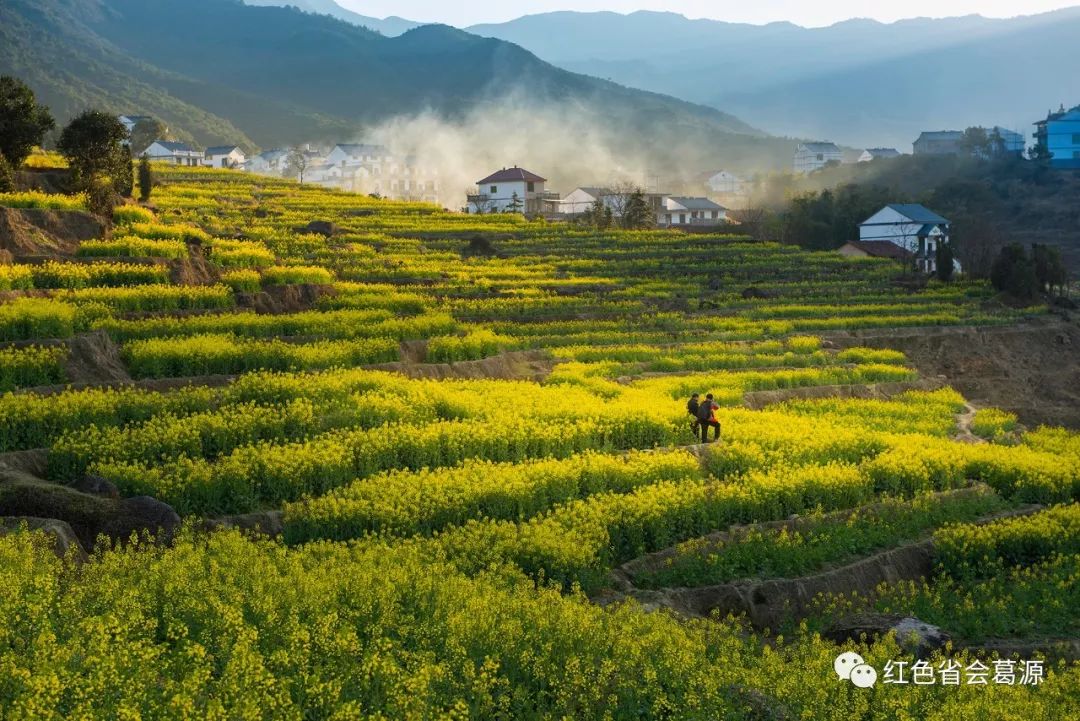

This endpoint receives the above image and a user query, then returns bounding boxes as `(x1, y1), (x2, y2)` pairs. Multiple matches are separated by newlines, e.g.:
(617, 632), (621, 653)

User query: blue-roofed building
(859, 204), (955, 274)
(1034, 105), (1080, 168)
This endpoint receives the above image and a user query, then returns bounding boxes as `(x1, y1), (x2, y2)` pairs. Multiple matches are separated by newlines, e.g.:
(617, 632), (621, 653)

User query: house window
(679, 213), (686, 224)
(1072, 134), (1080, 144)
(1074, 151), (1080, 159)
(817, 154), (824, 161)
(527, 182), (535, 192)
(711, 210), (717, 219)
(490, 185), (497, 194)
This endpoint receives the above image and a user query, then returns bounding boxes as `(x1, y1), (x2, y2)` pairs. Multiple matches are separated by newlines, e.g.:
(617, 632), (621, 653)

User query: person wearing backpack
(696, 393), (721, 443)
(686, 393), (701, 438)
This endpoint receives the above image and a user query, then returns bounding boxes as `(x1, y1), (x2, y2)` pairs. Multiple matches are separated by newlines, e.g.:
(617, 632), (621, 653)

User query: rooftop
(843, 240), (914, 261)
(205, 145), (242, 156)
(667, 196), (728, 211)
(148, 140), (197, 153)
(477, 167), (547, 184)
(885, 203), (950, 224)
(915, 131), (963, 142)
(798, 142), (841, 152)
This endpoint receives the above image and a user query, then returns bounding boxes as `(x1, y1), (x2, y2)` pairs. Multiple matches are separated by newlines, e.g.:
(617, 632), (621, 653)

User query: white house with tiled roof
(859, 204), (956, 274)
(467, 167), (557, 214)
(858, 148), (901, 162)
(794, 142), (843, 173)
(144, 140), (203, 166)
(204, 145), (246, 169)
(558, 187), (614, 215)
(658, 197), (728, 226)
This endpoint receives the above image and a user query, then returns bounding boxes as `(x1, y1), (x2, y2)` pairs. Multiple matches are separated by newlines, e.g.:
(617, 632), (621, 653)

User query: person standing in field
(696, 393), (721, 443)
(687, 393), (701, 438)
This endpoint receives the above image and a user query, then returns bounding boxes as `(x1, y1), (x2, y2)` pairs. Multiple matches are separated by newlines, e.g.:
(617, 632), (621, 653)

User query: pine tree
(507, 191), (523, 214)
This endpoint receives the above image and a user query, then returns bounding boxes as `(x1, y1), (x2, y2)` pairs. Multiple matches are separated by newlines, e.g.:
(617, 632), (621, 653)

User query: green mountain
(241, 0), (421, 36)
(1, 0), (794, 173)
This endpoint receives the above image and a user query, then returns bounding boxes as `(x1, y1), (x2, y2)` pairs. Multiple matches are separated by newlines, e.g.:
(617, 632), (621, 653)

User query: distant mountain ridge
(241, 0), (421, 36)
(1, 0), (795, 177)
(466, 8), (1080, 149)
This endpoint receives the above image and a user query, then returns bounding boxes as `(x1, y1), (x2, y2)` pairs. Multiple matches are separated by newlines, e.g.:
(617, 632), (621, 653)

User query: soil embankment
(0, 207), (103, 261)
(826, 318), (1080, 428)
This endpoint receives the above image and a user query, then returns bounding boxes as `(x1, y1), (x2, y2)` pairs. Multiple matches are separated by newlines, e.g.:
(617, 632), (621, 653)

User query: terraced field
(0, 166), (1077, 719)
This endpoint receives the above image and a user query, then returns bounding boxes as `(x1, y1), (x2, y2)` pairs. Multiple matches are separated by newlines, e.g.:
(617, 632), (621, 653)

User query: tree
(138, 154), (153, 202)
(0, 75), (55, 170)
(57, 110), (130, 193)
(934, 241), (955, 282)
(284, 148), (309, 183)
(129, 117), (167, 156)
(959, 127), (991, 157)
(116, 156), (134, 198)
(729, 207), (775, 242)
(988, 128), (1007, 157)
(990, 244), (1039, 301)
(506, 191), (523, 214)
(0, 154), (13, 193)
(621, 188), (654, 230)
(581, 197), (613, 230)
(1031, 243), (1068, 296)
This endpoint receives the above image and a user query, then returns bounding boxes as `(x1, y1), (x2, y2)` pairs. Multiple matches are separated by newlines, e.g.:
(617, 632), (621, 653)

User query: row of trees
(0, 75), (154, 212)
(990, 244), (1069, 301)
(579, 187), (655, 230)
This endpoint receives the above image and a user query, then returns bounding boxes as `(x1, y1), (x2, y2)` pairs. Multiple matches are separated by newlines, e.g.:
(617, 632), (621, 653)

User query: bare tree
(955, 215), (1006, 279)
(285, 148), (309, 184)
(729, 206), (773, 241)
(604, 181), (639, 219)
(465, 186), (495, 214)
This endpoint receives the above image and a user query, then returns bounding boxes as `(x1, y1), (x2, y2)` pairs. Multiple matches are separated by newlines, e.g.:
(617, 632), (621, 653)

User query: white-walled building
(794, 142), (843, 173)
(204, 145), (246, 169)
(144, 140), (203, 166)
(322, 143), (439, 202)
(858, 148), (901, 162)
(467, 167), (557, 214)
(859, 204), (954, 273)
(246, 149), (289, 174)
(558, 187), (614, 215)
(702, 170), (746, 195)
(658, 197), (727, 226)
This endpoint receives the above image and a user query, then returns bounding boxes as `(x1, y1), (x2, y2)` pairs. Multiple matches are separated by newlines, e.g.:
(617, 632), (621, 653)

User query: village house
(117, 115), (154, 134)
(558, 187), (614, 215)
(245, 149), (289, 174)
(204, 145), (246, 169)
(702, 170), (746, 195)
(322, 144), (439, 202)
(987, 127), (1026, 156)
(858, 148), (901, 162)
(793, 142), (843, 173)
(658, 197), (727, 227)
(467, 167), (558, 214)
(858, 204), (954, 274)
(913, 131), (963, 155)
(143, 140), (203, 166)
(1034, 105), (1080, 168)
(837, 239), (914, 262)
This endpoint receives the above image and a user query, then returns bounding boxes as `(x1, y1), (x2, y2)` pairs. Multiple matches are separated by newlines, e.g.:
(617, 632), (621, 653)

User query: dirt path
(953, 402), (985, 444)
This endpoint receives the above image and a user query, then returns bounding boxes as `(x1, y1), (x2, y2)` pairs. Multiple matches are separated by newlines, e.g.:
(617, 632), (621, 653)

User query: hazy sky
(339, 0), (1077, 26)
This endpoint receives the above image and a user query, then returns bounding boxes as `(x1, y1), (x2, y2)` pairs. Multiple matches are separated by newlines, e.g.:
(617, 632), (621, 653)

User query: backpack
(696, 401), (713, 422)
(687, 399), (699, 416)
